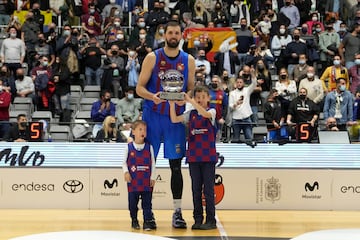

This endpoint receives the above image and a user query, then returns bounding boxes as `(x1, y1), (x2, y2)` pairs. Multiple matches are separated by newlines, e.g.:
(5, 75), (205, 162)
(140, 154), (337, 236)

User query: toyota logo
(63, 180), (84, 193)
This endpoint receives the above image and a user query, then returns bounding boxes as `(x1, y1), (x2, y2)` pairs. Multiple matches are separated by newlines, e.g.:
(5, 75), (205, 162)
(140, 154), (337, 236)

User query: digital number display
(29, 122), (43, 142)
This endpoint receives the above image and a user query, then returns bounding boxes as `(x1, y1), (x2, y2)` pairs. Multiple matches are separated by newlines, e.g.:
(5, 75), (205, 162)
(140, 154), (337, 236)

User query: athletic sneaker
(131, 219), (140, 230)
(172, 208), (187, 228)
(199, 221), (217, 230)
(143, 220), (157, 231)
(191, 222), (202, 230)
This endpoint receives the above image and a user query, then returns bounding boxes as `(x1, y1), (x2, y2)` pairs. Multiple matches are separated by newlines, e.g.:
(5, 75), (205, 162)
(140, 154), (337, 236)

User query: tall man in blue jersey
(136, 20), (195, 229)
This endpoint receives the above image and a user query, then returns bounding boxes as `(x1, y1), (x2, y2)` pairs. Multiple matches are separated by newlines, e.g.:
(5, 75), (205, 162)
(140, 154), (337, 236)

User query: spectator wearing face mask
(279, 0), (300, 31)
(1, 27), (26, 77)
(323, 117), (340, 131)
(102, 0), (123, 20)
(338, 23), (360, 69)
(103, 16), (124, 46)
(195, 49), (211, 85)
(320, 55), (349, 93)
(15, 67), (35, 100)
(131, 28), (152, 66)
(129, 16), (146, 43)
(91, 89), (116, 137)
(323, 78), (354, 131)
(95, 115), (126, 142)
(4, 114), (30, 142)
(298, 66), (324, 108)
(125, 49), (140, 89)
(115, 86), (140, 129)
(306, 12), (324, 35)
(284, 29), (307, 76)
(81, 3), (102, 37)
(286, 87), (320, 141)
(235, 18), (254, 68)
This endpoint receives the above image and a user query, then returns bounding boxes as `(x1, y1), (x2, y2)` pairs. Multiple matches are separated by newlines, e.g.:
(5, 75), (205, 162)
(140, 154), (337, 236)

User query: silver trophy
(159, 69), (185, 100)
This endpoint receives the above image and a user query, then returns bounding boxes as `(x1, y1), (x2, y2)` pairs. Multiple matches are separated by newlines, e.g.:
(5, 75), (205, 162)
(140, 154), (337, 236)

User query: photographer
(80, 36), (106, 86)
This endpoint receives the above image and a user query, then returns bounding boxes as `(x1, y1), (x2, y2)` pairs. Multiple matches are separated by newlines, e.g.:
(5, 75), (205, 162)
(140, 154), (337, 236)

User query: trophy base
(159, 92), (185, 101)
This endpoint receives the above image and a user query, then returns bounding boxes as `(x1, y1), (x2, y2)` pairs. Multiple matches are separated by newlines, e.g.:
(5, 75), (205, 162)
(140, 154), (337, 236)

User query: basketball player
(136, 20), (195, 228)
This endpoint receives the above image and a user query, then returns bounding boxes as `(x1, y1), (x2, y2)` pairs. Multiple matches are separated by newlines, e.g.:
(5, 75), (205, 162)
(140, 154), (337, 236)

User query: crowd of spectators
(0, 0), (359, 142)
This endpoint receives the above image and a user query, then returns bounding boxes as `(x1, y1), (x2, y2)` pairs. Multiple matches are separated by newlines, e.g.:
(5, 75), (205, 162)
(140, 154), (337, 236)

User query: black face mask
(111, 51), (118, 55)
(223, 76), (229, 81)
(210, 83), (218, 89)
(293, 35), (300, 41)
(299, 95), (306, 100)
(240, 24), (247, 30)
(242, 73), (250, 79)
(17, 75), (24, 80)
(280, 74), (287, 80)
(199, 55), (206, 60)
(109, 123), (116, 128)
(328, 124), (337, 129)
(20, 122), (28, 128)
(0, 71), (6, 76)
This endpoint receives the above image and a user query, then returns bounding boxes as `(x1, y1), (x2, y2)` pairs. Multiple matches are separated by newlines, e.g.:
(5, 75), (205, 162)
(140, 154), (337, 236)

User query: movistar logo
(305, 181), (319, 192)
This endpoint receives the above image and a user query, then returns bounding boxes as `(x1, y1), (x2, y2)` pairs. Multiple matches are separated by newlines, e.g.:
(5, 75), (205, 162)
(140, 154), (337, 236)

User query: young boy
(169, 86), (218, 230)
(123, 120), (156, 231)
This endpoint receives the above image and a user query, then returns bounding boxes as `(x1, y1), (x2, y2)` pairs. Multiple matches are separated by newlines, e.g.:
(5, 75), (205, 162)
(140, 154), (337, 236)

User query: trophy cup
(159, 69), (185, 100)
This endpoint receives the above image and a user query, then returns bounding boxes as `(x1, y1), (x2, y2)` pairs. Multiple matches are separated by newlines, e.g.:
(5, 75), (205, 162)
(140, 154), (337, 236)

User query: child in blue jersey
(169, 86), (218, 230)
(123, 120), (156, 231)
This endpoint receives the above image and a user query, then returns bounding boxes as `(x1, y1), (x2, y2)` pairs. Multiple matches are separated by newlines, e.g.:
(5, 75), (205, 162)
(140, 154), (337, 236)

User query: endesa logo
(63, 180), (84, 193)
(340, 185), (360, 193)
(12, 182), (54, 191)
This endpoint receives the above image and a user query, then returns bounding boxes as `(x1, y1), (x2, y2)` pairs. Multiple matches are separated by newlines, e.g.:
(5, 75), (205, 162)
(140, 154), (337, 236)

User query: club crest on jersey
(130, 151), (135, 157)
(177, 63), (184, 71)
(160, 60), (166, 66)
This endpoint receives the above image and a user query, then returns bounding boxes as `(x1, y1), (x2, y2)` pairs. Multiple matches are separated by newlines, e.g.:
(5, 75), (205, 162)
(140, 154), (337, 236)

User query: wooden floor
(2, 209), (360, 240)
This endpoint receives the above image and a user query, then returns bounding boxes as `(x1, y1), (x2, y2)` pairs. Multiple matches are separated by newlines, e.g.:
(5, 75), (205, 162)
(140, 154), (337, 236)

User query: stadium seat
(70, 85), (83, 99)
(11, 97), (34, 116)
(83, 85), (101, 98)
(31, 111), (53, 124)
(49, 125), (72, 142)
(79, 97), (98, 111)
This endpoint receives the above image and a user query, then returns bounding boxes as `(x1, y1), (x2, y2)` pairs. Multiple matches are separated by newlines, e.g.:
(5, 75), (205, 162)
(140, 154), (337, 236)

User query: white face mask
(127, 93), (134, 100)
(307, 72), (314, 79)
(114, 21), (120, 27)
(129, 51), (135, 57)
(279, 28), (286, 34)
(117, 34), (124, 39)
(10, 33), (17, 38)
(312, 17), (318, 22)
(139, 34), (146, 39)
(110, 0), (116, 4)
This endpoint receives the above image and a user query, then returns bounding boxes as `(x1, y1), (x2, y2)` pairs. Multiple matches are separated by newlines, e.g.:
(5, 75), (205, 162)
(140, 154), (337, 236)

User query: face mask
(111, 50), (118, 55)
(242, 73), (249, 79)
(110, 0), (116, 3)
(299, 59), (306, 65)
(210, 83), (218, 89)
(42, 61), (48, 67)
(159, 29), (164, 35)
(20, 122), (27, 128)
(223, 76), (229, 81)
(279, 28), (286, 34)
(299, 95), (306, 100)
(138, 22), (145, 28)
(355, 59), (360, 65)
(339, 85), (346, 92)
(339, 28), (347, 32)
(0, 71), (6, 76)
(312, 17), (318, 22)
(129, 51), (135, 57)
(280, 74), (287, 80)
(293, 35), (300, 41)
(193, 40), (200, 46)
(315, 28), (322, 33)
(10, 33), (17, 38)
(114, 21), (120, 27)
(199, 55), (206, 60)
(301, 28), (307, 34)
(139, 34), (146, 39)
(39, 39), (45, 44)
(17, 74), (24, 80)
(257, 64), (264, 69)
(89, 9), (95, 14)
(240, 24), (247, 30)
(328, 124), (337, 129)
(285, 1), (290, 6)
(127, 93), (134, 100)
(109, 123), (116, 128)
(114, 10), (120, 15)
(333, 60), (341, 66)
(117, 34), (124, 39)
(307, 72), (314, 79)
(63, 30), (71, 36)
